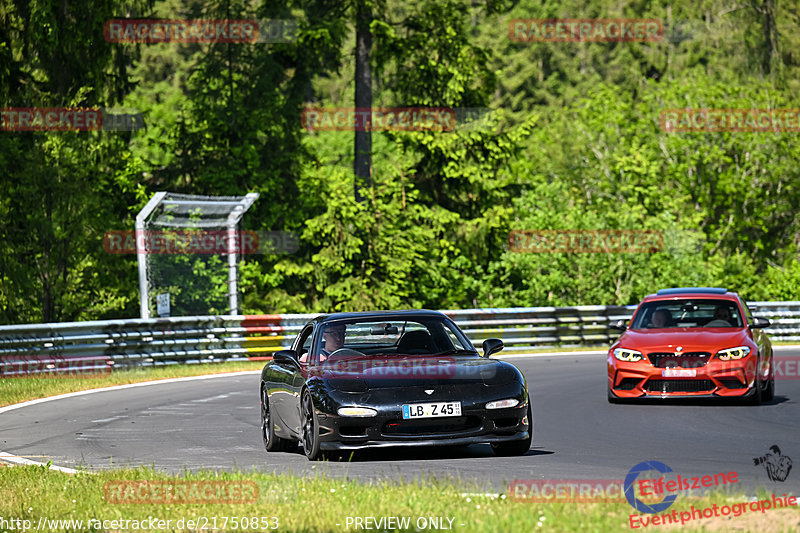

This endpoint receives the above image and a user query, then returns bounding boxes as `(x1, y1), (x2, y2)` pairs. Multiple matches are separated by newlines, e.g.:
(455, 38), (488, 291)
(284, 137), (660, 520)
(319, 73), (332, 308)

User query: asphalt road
(2, 348), (799, 494)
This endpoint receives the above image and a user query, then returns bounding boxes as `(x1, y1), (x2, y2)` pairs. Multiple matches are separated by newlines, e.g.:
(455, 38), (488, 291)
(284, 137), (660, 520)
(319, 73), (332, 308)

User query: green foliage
(1, 0), (799, 323)
(0, 0), (150, 322)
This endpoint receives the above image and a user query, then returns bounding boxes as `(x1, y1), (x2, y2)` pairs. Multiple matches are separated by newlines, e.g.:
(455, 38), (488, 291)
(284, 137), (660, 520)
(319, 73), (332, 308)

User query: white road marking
(0, 371), (260, 472)
(191, 393), (234, 403)
(90, 415), (127, 424)
(0, 451), (80, 474)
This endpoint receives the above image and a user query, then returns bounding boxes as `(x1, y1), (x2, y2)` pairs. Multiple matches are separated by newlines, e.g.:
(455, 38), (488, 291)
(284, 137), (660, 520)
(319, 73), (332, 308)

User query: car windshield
(631, 299), (744, 329)
(313, 317), (475, 358)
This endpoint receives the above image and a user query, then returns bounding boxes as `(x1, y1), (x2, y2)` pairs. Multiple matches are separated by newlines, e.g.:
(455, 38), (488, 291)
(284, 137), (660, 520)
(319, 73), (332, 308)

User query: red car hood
(616, 328), (752, 352)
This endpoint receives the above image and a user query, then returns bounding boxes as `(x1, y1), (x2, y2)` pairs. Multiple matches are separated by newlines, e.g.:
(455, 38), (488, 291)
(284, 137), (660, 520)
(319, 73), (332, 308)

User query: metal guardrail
(1, 302), (799, 376)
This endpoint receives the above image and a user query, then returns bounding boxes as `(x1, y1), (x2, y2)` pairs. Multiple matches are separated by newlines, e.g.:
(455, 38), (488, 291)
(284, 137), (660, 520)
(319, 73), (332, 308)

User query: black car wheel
(761, 352), (776, 402)
(760, 357), (775, 402)
(301, 390), (323, 460)
(491, 403), (532, 456)
(761, 377), (775, 402)
(261, 386), (295, 452)
(746, 375), (763, 405)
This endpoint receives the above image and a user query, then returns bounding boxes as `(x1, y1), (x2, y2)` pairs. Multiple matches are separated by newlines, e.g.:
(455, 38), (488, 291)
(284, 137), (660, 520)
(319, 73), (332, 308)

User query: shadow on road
(315, 444), (554, 463)
(609, 395), (790, 407)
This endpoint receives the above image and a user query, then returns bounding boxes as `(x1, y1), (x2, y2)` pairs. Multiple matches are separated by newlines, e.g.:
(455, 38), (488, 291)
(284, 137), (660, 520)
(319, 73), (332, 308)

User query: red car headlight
(613, 348), (643, 362)
(716, 346), (751, 360)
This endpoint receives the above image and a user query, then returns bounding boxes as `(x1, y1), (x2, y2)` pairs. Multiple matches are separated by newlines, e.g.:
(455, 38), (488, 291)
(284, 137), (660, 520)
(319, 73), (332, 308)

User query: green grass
(5, 465), (798, 532)
(2, 360), (800, 531)
(0, 361), (265, 408)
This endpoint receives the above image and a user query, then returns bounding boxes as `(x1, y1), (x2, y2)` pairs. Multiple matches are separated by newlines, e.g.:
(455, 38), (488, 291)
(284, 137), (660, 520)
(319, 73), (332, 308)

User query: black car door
(285, 324), (314, 435)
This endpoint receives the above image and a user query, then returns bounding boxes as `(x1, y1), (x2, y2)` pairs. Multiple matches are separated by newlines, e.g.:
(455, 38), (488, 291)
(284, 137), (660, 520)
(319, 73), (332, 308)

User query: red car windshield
(631, 299), (743, 329)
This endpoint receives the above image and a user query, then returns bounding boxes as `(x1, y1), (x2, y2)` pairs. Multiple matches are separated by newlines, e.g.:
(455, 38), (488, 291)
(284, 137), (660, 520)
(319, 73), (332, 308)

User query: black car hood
(319, 355), (519, 391)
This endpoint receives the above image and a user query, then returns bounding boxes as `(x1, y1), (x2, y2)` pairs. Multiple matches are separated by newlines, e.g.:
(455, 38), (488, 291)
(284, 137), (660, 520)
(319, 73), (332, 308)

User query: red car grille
(644, 379), (715, 393)
(647, 352), (711, 368)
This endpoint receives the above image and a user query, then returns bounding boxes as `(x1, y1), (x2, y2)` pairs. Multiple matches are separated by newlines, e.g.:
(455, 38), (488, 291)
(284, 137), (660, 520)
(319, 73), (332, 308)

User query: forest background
(2, 0), (799, 323)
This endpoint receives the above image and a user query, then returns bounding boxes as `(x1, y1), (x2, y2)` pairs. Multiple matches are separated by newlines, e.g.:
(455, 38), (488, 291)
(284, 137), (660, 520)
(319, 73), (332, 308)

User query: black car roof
(312, 309), (448, 324)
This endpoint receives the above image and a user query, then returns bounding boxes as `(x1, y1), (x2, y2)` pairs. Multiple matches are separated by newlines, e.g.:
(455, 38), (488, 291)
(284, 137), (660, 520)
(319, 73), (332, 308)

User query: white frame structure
(135, 192), (259, 318)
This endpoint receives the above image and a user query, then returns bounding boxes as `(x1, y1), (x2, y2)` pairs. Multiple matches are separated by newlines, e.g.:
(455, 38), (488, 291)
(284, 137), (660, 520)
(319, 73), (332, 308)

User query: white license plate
(402, 402), (462, 419)
(662, 368), (696, 377)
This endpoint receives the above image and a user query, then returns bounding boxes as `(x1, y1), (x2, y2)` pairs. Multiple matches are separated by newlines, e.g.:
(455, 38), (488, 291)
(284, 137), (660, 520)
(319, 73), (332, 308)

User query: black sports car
(259, 310), (532, 460)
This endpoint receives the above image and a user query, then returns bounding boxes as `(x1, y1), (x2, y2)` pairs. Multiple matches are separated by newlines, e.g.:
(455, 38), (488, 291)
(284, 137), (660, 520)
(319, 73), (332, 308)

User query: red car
(607, 288), (774, 404)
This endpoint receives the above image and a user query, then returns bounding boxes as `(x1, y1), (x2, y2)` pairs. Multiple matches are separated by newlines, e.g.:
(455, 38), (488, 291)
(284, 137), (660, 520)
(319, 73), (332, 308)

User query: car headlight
(486, 398), (519, 409)
(717, 346), (751, 360)
(613, 348), (643, 362)
(337, 407), (378, 417)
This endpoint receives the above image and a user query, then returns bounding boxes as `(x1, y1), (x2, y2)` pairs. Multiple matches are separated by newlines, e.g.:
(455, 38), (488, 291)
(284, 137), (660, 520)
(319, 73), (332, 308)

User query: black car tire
(746, 377), (763, 405)
(301, 390), (324, 460)
(491, 403), (532, 456)
(261, 386), (296, 452)
(761, 371), (775, 402)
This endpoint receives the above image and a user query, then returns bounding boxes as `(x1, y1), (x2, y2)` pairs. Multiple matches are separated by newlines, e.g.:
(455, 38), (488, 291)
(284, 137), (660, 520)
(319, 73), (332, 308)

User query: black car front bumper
(315, 401), (530, 450)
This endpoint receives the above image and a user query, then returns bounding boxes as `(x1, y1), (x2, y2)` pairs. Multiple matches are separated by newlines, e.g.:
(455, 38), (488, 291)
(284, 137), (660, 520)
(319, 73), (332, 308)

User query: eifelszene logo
(624, 460), (739, 516)
(624, 461), (678, 514)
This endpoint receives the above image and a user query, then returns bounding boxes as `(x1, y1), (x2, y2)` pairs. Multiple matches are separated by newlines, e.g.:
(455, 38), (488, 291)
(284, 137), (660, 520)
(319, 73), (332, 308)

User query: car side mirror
(273, 349), (300, 366)
(482, 338), (504, 358)
(750, 317), (770, 329)
(609, 319), (628, 332)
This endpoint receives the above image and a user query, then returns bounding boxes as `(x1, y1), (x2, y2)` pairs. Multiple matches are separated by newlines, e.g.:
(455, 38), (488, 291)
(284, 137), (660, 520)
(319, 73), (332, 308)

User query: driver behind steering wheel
(319, 324), (345, 362)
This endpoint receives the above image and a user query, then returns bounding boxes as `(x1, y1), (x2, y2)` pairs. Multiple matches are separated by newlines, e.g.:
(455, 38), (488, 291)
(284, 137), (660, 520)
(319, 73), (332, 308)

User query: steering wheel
(326, 348), (365, 360)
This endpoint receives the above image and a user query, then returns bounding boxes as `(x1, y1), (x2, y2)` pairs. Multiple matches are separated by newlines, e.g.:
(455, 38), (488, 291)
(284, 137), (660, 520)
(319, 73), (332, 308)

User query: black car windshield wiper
(435, 348), (478, 356)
